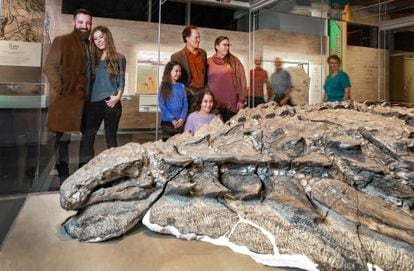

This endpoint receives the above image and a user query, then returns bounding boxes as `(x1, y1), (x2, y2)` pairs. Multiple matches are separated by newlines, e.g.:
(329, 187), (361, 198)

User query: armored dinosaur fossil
(60, 101), (414, 271)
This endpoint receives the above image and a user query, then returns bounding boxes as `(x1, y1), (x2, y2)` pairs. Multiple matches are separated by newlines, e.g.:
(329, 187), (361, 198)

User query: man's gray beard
(75, 28), (91, 41)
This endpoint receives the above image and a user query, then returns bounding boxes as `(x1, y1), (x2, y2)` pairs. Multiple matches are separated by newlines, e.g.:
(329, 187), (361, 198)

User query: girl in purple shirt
(184, 89), (217, 136)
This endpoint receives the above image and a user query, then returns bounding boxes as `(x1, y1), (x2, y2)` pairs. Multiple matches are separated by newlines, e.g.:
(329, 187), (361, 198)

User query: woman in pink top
(207, 36), (247, 122)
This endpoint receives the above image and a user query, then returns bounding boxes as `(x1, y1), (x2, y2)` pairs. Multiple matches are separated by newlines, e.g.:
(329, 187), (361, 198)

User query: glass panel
(0, 0), (411, 196)
(345, 0), (414, 103)
(337, 1), (414, 104)
(159, 0), (250, 127)
(0, 0), (411, 253)
(250, 0), (327, 106)
(39, 1), (161, 190)
(326, 1), (391, 103)
(382, 25), (414, 104)
(0, 82), (44, 195)
(0, 0), (45, 195)
(348, 0), (414, 26)
(250, 0), (329, 20)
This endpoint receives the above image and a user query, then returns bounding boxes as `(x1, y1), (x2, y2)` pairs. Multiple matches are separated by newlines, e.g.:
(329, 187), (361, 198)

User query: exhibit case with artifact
(0, 1), (413, 270)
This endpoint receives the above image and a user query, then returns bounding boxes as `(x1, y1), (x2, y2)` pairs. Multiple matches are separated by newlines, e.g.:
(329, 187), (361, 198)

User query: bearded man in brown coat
(44, 8), (93, 183)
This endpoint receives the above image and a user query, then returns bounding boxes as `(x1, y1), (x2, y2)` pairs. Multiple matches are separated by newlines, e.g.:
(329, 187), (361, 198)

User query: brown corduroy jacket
(44, 30), (87, 132)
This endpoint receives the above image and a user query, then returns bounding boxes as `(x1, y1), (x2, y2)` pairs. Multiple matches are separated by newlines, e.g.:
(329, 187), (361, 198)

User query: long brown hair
(190, 88), (217, 114)
(214, 36), (235, 71)
(91, 25), (120, 76)
(160, 61), (181, 101)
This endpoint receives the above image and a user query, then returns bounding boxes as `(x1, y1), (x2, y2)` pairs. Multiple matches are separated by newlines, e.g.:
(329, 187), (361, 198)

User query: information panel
(0, 41), (42, 67)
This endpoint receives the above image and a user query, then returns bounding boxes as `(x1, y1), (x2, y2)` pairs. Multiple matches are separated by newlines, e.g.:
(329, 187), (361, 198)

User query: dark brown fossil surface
(60, 101), (414, 271)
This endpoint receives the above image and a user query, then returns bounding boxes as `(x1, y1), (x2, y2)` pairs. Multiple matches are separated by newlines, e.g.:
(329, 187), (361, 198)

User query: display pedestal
(0, 193), (285, 271)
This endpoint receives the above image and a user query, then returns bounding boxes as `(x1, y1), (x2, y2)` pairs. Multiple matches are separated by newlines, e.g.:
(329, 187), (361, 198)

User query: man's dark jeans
(54, 132), (70, 182)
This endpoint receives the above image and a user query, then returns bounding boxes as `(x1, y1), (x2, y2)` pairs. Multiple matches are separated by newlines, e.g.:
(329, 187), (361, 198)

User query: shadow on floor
(0, 196), (25, 249)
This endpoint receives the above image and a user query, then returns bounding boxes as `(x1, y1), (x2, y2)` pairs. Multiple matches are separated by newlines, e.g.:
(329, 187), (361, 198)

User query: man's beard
(75, 27), (91, 41)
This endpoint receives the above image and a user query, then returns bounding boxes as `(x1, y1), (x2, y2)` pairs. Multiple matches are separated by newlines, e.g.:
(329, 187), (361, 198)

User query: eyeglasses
(220, 43), (231, 47)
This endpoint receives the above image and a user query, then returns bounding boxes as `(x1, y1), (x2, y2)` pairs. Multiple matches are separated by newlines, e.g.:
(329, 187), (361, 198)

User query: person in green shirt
(323, 54), (351, 102)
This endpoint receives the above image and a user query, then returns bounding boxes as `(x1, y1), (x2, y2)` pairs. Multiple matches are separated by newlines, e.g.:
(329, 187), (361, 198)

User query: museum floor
(0, 193), (297, 271)
(0, 132), (299, 271)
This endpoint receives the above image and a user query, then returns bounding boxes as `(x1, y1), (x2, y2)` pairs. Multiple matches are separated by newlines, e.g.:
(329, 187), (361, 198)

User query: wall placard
(138, 94), (159, 112)
(0, 41), (42, 67)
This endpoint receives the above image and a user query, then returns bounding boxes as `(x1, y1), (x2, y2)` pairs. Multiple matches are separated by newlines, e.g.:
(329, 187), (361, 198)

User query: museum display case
(0, 0), (413, 196)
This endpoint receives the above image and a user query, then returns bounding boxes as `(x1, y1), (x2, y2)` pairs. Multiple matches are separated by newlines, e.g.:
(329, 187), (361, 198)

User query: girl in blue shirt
(323, 54), (351, 102)
(158, 61), (188, 138)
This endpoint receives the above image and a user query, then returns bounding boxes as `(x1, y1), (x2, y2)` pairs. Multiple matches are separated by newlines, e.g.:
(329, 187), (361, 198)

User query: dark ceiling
(63, 0), (414, 28)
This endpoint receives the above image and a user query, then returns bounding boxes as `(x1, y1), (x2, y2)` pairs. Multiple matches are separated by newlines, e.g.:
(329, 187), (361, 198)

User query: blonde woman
(79, 25), (126, 167)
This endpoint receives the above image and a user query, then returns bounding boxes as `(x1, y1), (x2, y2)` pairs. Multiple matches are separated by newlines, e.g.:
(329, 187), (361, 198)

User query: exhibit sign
(0, 41), (42, 67)
(138, 94), (159, 112)
(135, 51), (170, 94)
(309, 64), (324, 104)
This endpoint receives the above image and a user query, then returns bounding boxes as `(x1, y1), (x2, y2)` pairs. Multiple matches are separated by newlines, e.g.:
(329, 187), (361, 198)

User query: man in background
(171, 25), (207, 110)
(270, 57), (293, 106)
(247, 56), (271, 108)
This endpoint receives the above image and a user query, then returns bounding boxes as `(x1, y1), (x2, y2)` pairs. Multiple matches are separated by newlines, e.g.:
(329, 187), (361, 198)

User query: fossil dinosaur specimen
(60, 101), (414, 271)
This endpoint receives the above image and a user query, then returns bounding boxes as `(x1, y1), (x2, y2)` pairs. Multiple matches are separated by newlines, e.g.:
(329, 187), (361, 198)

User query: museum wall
(390, 56), (414, 103)
(390, 53), (414, 103)
(390, 56), (406, 102)
(405, 58), (414, 103)
(345, 45), (389, 102)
